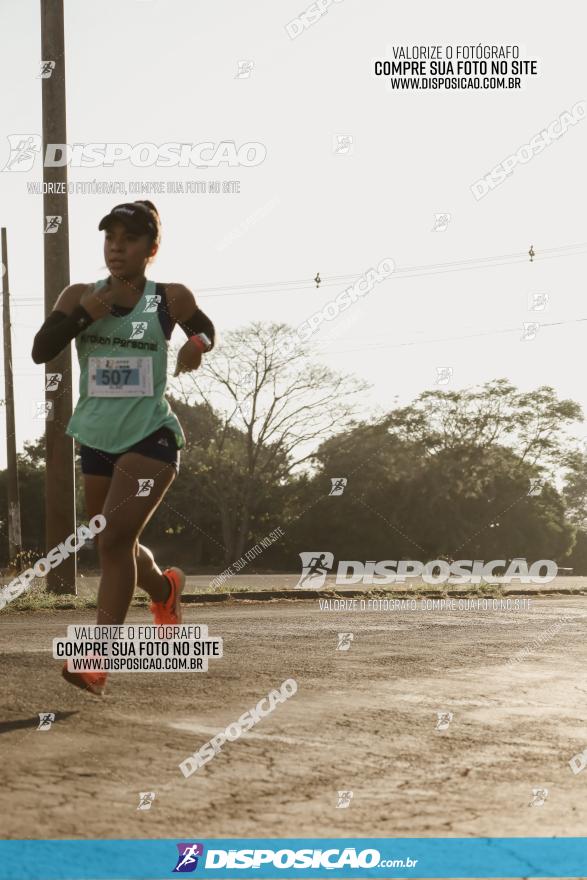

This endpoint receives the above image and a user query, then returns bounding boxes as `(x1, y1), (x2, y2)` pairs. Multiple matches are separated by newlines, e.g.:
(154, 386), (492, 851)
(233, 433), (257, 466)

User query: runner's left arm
(167, 283), (216, 376)
(176, 307), (215, 350)
(167, 283), (215, 349)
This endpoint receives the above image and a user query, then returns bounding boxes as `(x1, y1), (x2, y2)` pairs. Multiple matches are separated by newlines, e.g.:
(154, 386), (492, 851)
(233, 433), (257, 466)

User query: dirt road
(1, 597), (587, 841)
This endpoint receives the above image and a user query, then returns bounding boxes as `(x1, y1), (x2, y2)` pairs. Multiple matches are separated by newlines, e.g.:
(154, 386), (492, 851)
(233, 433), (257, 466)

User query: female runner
(32, 200), (215, 695)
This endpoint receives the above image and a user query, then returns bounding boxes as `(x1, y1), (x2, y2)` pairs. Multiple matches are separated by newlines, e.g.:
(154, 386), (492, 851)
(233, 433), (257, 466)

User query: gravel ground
(1, 597), (586, 855)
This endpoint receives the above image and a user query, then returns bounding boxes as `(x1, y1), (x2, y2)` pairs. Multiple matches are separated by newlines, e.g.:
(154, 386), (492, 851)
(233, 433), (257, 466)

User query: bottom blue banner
(0, 837), (585, 879)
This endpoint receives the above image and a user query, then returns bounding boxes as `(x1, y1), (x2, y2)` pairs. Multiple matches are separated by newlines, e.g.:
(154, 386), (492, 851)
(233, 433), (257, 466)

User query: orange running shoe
(150, 567), (185, 625)
(61, 661), (107, 695)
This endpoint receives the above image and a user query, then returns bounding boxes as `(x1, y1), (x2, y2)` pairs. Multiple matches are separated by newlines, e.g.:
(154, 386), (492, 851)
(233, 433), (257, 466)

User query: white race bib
(88, 357), (154, 397)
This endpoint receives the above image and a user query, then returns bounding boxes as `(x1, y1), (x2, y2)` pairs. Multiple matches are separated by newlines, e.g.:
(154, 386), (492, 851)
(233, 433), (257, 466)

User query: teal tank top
(66, 278), (186, 453)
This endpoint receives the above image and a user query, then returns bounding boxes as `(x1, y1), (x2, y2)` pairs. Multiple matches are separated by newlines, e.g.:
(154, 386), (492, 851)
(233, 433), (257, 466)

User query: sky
(0, 0), (586, 467)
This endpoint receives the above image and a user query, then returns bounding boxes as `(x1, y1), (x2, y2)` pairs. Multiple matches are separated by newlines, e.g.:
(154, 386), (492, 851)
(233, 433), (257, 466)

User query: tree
(170, 322), (368, 564)
(562, 449), (587, 529)
(287, 382), (578, 566)
(21, 434), (46, 469)
(385, 379), (582, 476)
(0, 452), (45, 568)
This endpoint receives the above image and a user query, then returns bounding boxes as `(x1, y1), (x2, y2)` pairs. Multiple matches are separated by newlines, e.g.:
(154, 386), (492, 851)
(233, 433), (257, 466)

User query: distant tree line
(3, 323), (586, 574)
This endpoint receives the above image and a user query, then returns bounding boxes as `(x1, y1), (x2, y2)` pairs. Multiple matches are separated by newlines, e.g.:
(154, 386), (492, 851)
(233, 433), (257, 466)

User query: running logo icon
(37, 713), (55, 731)
(173, 843), (204, 872)
(1, 135), (41, 171)
(143, 294), (161, 313)
(436, 366), (453, 386)
(333, 134), (353, 155)
(529, 788), (548, 807)
(432, 212), (451, 231)
(44, 216), (62, 234)
(39, 61), (56, 79)
(435, 711), (453, 732)
(137, 791), (156, 811)
(329, 477), (347, 496)
(235, 60), (254, 78)
(521, 322), (539, 342)
(45, 372), (62, 391)
(296, 552), (334, 589)
(136, 479), (155, 497)
(130, 322), (148, 340)
(241, 372), (256, 392)
(33, 401), (53, 421)
(337, 632), (354, 651)
(528, 292), (549, 311)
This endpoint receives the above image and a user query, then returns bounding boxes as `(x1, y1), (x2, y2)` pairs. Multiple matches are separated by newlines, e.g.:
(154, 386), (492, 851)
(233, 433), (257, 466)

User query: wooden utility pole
(1, 229), (23, 568)
(40, 0), (76, 594)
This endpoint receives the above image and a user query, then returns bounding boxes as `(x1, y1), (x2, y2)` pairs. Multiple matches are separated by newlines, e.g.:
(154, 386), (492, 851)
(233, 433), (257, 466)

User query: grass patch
(321, 580), (507, 598)
(9, 584), (96, 612)
(6, 581), (147, 612)
(2, 575), (510, 612)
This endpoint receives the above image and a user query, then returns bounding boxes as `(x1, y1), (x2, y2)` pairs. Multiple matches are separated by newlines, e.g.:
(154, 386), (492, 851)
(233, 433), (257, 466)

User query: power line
(3, 242), (587, 376)
(3, 241), (587, 305)
(198, 242), (587, 297)
(322, 315), (587, 354)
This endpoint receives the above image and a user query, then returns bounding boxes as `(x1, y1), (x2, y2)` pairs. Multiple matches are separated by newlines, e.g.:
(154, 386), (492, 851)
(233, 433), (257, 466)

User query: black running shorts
(80, 426), (180, 477)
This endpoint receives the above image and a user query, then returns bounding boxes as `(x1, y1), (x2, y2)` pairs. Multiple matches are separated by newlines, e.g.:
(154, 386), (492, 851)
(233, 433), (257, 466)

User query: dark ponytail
(135, 199), (159, 217)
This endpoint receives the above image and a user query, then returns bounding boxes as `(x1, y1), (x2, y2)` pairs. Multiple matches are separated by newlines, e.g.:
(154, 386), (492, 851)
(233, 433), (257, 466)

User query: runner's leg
(84, 474), (169, 607)
(135, 542), (170, 602)
(83, 474), (111, 526)
(96, 454), (176, 625)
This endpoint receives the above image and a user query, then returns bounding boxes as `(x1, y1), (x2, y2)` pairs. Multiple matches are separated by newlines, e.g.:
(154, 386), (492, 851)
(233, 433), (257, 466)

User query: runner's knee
(98, 526), (137, 556)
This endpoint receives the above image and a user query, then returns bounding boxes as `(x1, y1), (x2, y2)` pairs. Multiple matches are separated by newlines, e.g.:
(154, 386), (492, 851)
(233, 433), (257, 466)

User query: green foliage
(1, 362), (584, 573)
(285, 381), (579, 567)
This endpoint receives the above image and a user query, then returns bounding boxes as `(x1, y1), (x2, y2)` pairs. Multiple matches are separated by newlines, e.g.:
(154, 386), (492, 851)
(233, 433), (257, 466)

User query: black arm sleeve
(176, 307), (216, 350)
(31, 305), (94, 364)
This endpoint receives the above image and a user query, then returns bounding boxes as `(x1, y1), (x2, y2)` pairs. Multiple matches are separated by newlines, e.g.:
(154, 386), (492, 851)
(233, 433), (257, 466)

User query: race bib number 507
(88, 357), (154, 397)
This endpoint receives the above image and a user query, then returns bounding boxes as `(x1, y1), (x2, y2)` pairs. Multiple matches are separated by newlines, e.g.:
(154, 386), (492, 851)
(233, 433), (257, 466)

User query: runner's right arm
(31, 283), (111, 364)
(31, 284), (93, 364)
